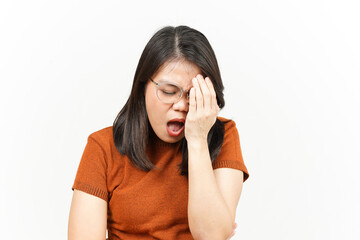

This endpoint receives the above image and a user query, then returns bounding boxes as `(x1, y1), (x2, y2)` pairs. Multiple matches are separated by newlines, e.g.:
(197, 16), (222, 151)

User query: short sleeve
(71, 134), (109, 201)
(212, 120), (250, 182)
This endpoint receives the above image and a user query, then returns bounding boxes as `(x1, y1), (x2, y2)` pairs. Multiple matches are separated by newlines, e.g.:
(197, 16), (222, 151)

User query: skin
(185, 71), (220, 144)
(145, 59), (237, 239)
(145, 59), (201, 143)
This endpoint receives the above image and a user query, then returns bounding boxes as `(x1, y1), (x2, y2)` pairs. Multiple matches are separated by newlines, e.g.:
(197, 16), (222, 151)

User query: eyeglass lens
(157, 83), (182, 103)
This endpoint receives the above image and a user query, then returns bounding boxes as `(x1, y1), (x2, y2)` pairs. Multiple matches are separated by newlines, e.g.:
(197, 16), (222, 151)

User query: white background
(1, 0), (359, 239)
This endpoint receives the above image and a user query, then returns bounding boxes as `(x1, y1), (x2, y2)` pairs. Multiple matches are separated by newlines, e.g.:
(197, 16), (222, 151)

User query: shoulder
(217, 116), (237, 132)
(216, 116), (241, 146)
(87, 126), (114, 149)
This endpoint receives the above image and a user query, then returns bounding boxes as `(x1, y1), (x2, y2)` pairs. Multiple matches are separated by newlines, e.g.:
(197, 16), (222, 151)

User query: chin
(160, 132), (184, 144)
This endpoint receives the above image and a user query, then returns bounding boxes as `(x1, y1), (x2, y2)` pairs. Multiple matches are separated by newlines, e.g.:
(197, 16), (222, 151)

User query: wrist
(187, 138), (208, 150)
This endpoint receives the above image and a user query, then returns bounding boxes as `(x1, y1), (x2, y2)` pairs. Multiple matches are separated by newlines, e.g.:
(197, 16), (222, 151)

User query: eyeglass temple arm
(149, 78), (159, 86)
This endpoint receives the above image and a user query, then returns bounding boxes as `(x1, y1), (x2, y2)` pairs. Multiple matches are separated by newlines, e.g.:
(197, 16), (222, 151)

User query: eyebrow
(158, 79), (173, 83)
(157, 79), (180, 86)
(158, 79), (192, 92)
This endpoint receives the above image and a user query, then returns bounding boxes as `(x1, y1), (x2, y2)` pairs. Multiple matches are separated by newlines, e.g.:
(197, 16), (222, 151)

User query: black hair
(113, 25), (229, 176)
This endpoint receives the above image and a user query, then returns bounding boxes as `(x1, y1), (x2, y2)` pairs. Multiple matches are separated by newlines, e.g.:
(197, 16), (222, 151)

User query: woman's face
(145, 60), (202, 143)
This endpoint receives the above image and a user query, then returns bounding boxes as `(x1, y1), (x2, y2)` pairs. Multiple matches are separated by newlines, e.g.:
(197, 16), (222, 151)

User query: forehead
(153, 60), (202, 87)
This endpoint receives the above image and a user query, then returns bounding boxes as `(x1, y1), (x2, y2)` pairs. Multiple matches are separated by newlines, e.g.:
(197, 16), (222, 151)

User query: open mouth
(166, 120), (185, 137)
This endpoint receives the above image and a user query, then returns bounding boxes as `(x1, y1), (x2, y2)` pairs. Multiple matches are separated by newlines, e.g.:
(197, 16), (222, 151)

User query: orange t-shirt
(71, 116), (249, 240)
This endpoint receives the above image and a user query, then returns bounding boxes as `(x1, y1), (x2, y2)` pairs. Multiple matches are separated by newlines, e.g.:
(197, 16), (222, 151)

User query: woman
(68, 25), (249, 240)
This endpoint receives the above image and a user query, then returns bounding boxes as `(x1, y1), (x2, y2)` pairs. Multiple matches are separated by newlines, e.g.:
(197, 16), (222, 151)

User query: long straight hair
(113, 25), (229, 176)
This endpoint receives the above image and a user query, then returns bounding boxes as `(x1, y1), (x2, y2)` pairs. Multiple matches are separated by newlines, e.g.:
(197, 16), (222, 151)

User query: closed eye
(161, 90), (176, 95)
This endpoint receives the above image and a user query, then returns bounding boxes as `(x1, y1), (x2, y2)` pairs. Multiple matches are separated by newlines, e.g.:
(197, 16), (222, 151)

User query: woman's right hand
(226, 222), (237, 240)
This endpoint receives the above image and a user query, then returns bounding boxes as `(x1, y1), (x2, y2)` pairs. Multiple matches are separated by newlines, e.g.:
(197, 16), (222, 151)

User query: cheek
(145, 89), (166, 125)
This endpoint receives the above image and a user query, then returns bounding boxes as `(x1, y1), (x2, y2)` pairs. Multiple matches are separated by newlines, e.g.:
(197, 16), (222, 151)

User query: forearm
(187, 140), (233, 240)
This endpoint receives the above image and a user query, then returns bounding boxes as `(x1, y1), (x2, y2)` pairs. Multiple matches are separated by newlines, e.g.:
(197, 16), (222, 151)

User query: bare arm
(186, 75), (243, 240)
(68, 189), (107, 240)
(187, 140), (233, 240)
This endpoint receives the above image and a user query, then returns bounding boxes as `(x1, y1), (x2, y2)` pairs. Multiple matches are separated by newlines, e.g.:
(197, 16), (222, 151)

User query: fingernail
(193, 78), (197, 83)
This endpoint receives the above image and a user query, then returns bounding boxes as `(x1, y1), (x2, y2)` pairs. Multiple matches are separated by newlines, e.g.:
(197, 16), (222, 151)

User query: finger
(189, 87), (196, 113)
(196, 75), (212, 111)
(205, 76), (216, 99)
(192, 77), (203, 113)
(205, 77), (218, 110)
(226, 229), (235, 240)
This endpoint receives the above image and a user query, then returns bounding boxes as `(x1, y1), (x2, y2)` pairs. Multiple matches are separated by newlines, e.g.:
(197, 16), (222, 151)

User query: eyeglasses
(150, 78), (190, 104)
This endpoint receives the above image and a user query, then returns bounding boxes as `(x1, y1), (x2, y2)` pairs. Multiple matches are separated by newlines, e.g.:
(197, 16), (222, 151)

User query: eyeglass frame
(149, 78), (190, 104)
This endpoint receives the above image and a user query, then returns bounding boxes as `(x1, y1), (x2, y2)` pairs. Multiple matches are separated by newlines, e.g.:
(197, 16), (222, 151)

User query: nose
(172, 93), (189, 112)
